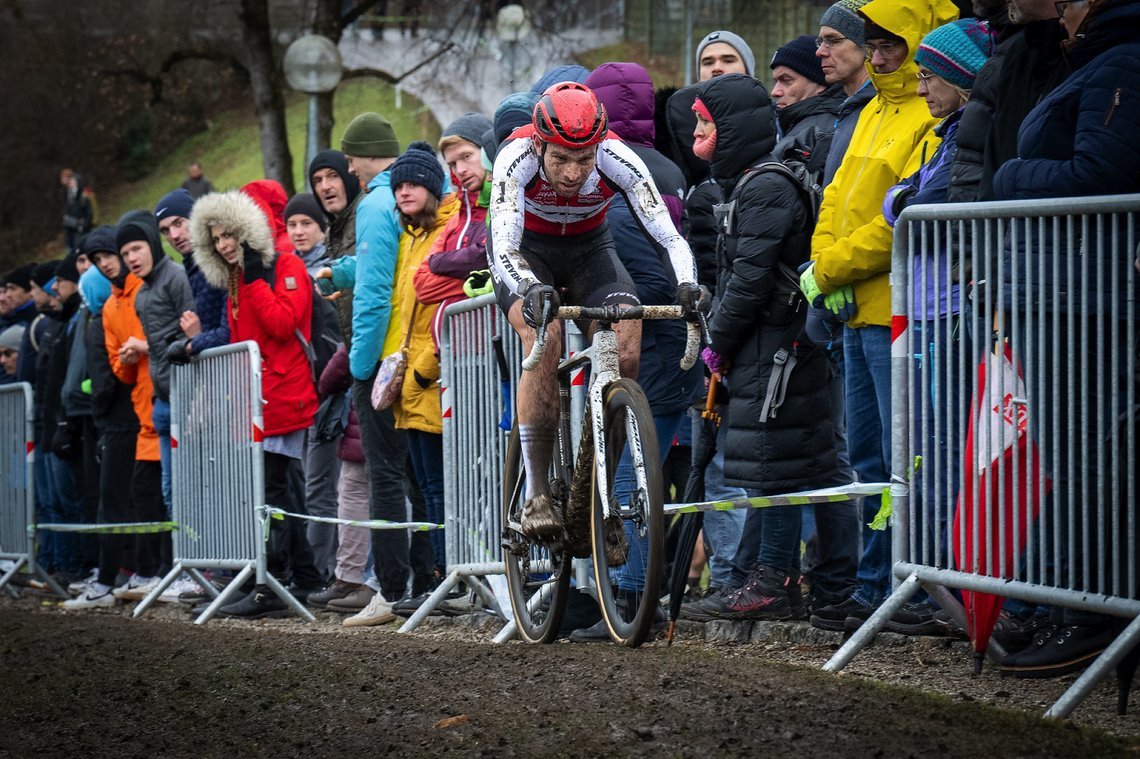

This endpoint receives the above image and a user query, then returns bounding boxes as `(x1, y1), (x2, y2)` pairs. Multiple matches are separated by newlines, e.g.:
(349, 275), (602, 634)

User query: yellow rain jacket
(811, 0), (959, 328)
(382, 193), (460, 434)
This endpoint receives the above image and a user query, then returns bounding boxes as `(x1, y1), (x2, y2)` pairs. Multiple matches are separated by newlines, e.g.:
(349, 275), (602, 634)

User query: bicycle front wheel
(502, 423), (572, 643)
(590, 378), (665, 647)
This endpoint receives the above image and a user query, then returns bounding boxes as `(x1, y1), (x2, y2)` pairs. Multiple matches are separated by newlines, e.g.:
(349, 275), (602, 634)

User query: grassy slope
(99, 78), (439, 239)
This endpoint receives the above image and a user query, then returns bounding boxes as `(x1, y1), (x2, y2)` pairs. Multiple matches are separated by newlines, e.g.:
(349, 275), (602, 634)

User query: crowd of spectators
(1, 0), (1137, 680)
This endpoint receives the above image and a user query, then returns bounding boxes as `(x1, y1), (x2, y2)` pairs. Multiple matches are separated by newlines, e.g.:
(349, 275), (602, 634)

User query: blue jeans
(152, 398), (172, 517)
(845, 325), (893, 606)
(35, 451), (83, 573)
(701, 416), (746, 588)
(613, 411), (683, 592)
(406, 429), (446, 571)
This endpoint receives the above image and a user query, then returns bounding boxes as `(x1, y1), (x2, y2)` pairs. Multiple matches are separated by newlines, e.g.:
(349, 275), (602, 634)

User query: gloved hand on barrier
(165, 337), (193, 366)
(464, 270), (494, 298)
(882, 183), (917, 228)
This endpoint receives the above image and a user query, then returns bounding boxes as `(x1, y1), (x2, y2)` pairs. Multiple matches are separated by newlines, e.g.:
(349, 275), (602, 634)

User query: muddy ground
(1, 594), (1137, 758)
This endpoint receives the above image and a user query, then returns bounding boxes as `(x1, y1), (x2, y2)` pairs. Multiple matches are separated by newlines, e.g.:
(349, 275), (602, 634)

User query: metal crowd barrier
(0, 383), (64, 597)
(134, 341), (314, 623)
(826, 194), (1140, 718)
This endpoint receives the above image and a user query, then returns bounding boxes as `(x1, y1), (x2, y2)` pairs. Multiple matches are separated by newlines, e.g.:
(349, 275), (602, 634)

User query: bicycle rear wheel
(502, 424), (572, 643)
(590, 378), (665, 647)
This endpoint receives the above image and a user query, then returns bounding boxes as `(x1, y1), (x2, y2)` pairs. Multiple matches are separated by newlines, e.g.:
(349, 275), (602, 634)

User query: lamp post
(283, 34), (343, 174)
(495, 4), (531, 91)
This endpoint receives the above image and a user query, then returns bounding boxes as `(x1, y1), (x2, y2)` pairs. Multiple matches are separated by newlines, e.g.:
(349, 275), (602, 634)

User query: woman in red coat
(190, 189), (321, 618)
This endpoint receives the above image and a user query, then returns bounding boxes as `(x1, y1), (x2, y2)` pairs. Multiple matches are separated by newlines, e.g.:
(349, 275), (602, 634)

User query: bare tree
(241, 0), (294, 194)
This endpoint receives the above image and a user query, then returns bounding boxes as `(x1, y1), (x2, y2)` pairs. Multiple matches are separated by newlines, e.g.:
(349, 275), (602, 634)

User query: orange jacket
(103, 273), (160, 461)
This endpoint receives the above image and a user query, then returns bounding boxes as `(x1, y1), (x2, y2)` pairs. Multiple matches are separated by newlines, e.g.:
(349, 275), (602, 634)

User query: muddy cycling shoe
(521, 494), (566, 543)
(602, 515), (629, 565)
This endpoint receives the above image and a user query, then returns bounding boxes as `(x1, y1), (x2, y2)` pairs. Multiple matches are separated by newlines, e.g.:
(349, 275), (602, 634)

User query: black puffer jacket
(946, 14), (1069, 202)
(697, 73), (840, 493)
(774, 84), (844, 153)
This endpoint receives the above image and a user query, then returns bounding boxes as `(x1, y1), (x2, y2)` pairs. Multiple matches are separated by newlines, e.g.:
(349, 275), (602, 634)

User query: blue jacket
(332, 171), (400, 381)
(184, 251), (230, 354)
(822, 79), (875, 187)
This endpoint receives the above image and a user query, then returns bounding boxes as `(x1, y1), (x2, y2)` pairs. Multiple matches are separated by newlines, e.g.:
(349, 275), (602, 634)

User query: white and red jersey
(489, 126), (696, 296)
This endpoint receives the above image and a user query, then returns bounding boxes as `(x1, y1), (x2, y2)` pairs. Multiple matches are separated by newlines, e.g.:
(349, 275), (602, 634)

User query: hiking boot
(218, 587), (292, 620)
(811, 595), (875, 632)
(306, 579), (362, 609)
(1000, 623), (1113, 679)
(678, 586), (732, 622)
(724, 565), (792, 621)
(326, 586), (376, 613)
(342, 593), (396, 627)
(992, 610), (1051, 652)
(883, 601), (943, 636)
(520, 493), (565, 542)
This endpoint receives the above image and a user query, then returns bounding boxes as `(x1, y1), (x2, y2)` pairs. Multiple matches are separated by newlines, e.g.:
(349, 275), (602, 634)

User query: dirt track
(1, 596), (1136, 758)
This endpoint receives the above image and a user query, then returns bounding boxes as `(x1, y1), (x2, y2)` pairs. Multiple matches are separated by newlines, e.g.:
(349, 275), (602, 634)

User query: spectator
(385, 143), (459, 616)
(947, 0), (1068, 202)
(803, 0), (959, 634)
(1, 264), (37, 330)
(695, 30), (756, 80)
(102, 214), (166, 603)
(308, 150), (363, 346)
(991, 0), (1140, 677)
(0, 325), (23, 384)
(190, 190), (322, 618)
(181, 161), (215, 199)
(62, 172), (94, 252)
(770, 35), (831, 118)
(241, 179), (293, 255)
(530, 64), (591, 93)
(154, 189), (231, 363)
(817, 0), (876, 185)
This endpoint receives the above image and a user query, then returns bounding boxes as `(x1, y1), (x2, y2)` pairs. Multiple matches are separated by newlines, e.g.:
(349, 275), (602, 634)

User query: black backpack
(295, 278), (343, 387)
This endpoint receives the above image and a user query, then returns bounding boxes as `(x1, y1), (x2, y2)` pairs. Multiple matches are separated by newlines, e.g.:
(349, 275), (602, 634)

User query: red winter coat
(190, 190), (317, 437)
(241, 179), (293, 255)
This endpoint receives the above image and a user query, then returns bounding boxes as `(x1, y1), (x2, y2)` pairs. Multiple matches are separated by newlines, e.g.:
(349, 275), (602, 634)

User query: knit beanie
(0, 325), (24, 352)
(81, 226), (119, 259)
(480, 127), (498, 167)
(494, 91), (541, 145)
(820, 0), (873, 47)
(442, 112), (494, 150)
(340, 112), (399, 158)
(695, 30), (756, 77)
(389, 142), (446, 199)
(307, 149), (362, 212)
(116, 222), (151, 251)
(55, 251), (81, 284)
(154, 188), (196, 222)
(32, 261), (59, 289)
(915, 19), (995, 91)
(284, 192), (328, 231)
(2, 263), (35, 292)
(770, 35), (828, 86)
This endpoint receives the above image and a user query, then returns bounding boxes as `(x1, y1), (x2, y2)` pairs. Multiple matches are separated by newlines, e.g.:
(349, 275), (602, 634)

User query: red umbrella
(953, 344), (1049, 672)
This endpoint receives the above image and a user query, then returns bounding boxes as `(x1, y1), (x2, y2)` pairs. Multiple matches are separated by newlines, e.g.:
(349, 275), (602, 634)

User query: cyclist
(489, 81), (707, 542)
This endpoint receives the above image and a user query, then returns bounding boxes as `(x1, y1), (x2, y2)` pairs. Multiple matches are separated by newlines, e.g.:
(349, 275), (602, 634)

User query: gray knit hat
(441, 112), (493, 150)
(695, 30), (756, 77)
(819, 0), (872, 47)
(341, 112), (399, 158)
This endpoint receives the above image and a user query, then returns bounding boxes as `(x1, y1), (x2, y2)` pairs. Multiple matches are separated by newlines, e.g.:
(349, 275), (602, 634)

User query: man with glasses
(801, 0), (960, 635)
(946, 0), (1068, 202)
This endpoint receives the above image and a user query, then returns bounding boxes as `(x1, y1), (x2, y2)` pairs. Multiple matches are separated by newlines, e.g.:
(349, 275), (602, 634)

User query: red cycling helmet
(532, 82), (608, 149)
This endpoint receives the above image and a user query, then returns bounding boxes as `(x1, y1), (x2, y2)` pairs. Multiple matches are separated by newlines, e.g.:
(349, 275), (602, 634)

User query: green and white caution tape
(261, 506), (442, 532)
(663, 482), (888, 516)
(31, 521), (181, 535)
(868, 457), (923, 531)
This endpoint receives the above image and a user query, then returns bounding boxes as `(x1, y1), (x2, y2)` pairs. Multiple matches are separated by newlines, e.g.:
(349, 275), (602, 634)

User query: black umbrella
(666, 372), (721, 644)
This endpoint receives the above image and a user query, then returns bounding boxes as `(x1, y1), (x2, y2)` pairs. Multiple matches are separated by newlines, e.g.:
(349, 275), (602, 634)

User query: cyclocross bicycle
(502, 304), (699, 646)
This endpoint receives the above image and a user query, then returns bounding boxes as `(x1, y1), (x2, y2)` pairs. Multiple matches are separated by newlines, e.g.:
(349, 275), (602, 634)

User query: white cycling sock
(519, 424), (555, 501)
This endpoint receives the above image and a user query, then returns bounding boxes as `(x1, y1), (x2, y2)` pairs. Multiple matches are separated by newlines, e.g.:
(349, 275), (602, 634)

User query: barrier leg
(923, 582), (1007, 664)
(262, 572), (316, 622)
(493, 580), (557, 644)
(469, 576), (504, 618)
(1045, 614), (1140, 720)
(133, 563), (184, 618)
(0, 556), (28, 596)
(195, 564), (254, 626)
(823, 572), (922, 673)
(399, 569), (462, 633)
(33, 564), (70, 600)
(185, 567), (217, 599)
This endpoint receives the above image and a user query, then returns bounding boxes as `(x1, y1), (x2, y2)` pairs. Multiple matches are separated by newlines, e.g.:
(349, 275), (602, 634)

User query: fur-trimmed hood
(189, 191), (277, 290)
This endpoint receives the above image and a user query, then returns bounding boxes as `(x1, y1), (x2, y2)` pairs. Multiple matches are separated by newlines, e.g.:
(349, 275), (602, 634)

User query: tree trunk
(241, 0), (295, 195)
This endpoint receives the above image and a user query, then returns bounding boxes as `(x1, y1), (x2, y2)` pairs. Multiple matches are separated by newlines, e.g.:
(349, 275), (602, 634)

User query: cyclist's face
(535, 138), (596, 198)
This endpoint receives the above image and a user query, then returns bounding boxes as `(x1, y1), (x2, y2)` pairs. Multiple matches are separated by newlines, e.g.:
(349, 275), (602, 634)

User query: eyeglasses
(863, 40), (904, 58)
(1054, 0), (1084, 15)
(915, 70), (937, 82)
(815, 35), (849, 49)
(0, 350), (15, 359)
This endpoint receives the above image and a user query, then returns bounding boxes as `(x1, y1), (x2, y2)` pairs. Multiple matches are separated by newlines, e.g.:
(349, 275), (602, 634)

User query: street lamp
(495, 4), (531, 91)
(283, 34), (343, 174)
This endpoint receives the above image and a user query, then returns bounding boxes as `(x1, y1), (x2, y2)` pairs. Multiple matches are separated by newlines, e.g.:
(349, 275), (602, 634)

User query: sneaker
(68, 568), (99, 595)
(1000, 623), (1113, 679)
(678, 587), (733, 622)
(438, 592), (480, 617)
(342, 593), (396, 627)
(218, 587), (292, 620)
(810, 595), (874, 632)
(62, 585), (116, 610)
(306, 579), (362, 610)
(883, 601), (943, 636)
(520, 493), (565, 542)
(113, 575), (159, 602)
(326, 586), (377, 613)
(160, 577), (202, 604)
(724, 566), (792, 621)
(393, 591), (437, 618)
